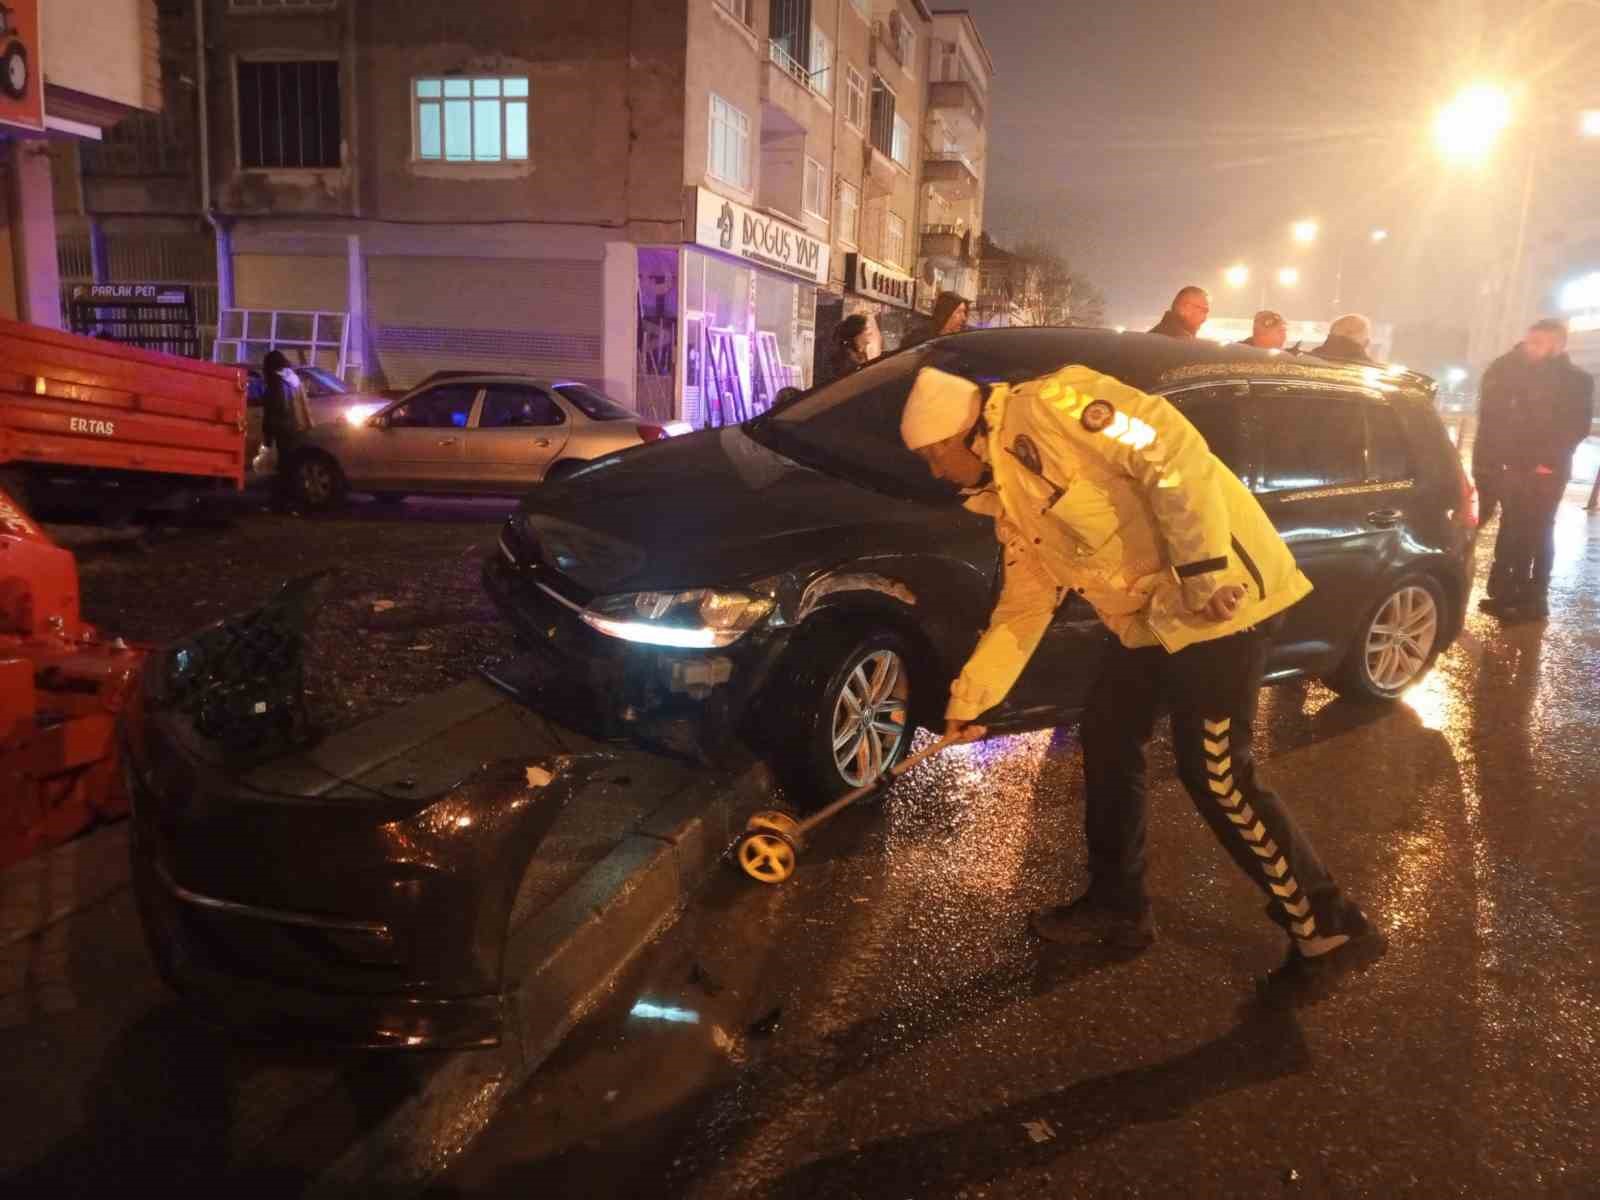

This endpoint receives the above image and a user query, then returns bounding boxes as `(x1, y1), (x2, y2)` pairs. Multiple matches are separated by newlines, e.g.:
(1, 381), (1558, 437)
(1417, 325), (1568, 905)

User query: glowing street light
(1369, 228), (1389, 243)
(1223, 263), (1250, 288)
(1445, 366), (1468, 387)
(1277, 267), (1300, 288)
(1291, 220), (1319, 245)
(1581, 110), (1600, 138)
(1434, 82), (1514, 163)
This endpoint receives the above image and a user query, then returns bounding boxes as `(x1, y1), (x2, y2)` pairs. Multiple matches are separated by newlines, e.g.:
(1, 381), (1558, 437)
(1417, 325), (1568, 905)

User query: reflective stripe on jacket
(945, 365), (1312, 722)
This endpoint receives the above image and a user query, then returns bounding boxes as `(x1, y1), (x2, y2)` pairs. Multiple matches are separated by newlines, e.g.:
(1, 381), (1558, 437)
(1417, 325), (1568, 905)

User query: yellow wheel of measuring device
(736, 829), (798, 884)
(746, 809), (801, 839)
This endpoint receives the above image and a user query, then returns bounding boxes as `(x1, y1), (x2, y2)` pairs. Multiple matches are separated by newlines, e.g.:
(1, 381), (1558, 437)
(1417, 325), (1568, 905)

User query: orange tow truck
(0, 317), (245, 865)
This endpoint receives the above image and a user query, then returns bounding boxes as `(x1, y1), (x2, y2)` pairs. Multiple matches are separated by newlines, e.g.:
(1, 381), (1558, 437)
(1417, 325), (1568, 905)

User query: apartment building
(49, 0), (981, 427)
(3, 0), (161, 326)
(915, 9), (990, 311)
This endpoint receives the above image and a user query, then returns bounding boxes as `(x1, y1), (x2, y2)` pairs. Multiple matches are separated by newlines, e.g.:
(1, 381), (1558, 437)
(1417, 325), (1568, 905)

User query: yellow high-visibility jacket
(941, 365), (1313, 722)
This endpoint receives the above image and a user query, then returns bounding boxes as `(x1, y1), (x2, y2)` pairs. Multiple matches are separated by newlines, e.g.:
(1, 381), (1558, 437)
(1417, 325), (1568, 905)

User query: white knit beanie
(900, 367), (982, 450)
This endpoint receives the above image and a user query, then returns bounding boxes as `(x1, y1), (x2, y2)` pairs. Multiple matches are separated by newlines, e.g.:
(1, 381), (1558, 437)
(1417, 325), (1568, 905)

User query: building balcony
(923, 152), (980, 200)
(927, 79), (987, 140)
(762, 41), (818, 133)
(920, 224), (971, 264)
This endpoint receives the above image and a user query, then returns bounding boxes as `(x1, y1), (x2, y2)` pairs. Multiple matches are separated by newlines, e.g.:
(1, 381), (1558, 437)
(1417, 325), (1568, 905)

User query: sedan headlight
(580, 589), (775, 649)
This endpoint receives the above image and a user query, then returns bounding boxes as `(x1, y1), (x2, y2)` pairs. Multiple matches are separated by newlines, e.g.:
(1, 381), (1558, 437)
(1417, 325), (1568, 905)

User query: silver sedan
(282, 375), (689, 509)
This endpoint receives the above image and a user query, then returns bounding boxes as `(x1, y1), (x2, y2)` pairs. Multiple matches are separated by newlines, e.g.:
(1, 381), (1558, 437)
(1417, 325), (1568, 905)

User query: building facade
(49, 0), (986, 426)
(4, 0), (162, 327)
(914, 9), (989, 313)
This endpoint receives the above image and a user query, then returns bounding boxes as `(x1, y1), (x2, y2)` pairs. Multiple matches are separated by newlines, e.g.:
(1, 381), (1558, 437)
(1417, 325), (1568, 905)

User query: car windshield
(299, 367), (348, 397)
(748, 348), (958, 502)
(553, 383), (636, 421)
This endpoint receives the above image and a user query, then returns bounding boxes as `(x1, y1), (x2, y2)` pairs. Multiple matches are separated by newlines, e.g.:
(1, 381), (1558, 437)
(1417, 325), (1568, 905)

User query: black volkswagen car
(485, 328), (1478, 797)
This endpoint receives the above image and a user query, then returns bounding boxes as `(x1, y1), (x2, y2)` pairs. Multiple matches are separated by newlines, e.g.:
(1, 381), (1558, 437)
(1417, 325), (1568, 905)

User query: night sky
(956, 0), (1589, 333)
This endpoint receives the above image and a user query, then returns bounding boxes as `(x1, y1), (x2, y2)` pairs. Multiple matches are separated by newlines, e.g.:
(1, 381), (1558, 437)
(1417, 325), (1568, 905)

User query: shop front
(845, 251), (919, 351)
(638, 188), (827, 429)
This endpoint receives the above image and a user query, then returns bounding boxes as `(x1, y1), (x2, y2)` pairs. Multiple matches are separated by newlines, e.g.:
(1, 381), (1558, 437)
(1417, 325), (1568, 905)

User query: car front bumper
(122, 672), (573, 1050)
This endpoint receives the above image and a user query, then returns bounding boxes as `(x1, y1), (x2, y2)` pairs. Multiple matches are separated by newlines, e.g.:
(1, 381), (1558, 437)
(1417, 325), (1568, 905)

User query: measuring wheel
(735, 810), (802, 884)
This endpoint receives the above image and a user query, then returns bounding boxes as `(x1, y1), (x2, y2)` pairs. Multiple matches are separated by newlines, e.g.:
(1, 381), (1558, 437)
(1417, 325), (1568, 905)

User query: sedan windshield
(553, 383), (636, 421)
(299, 367), (349, 397)
(748, 349), (955, 501)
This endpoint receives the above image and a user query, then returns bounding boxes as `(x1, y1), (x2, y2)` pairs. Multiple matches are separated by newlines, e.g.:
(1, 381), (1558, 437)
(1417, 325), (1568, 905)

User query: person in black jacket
(824, 313), (878, 385)
(1309, 313), (1376, 364)
(1149, 286), (1209, 338)
(1474, 318), (1596, 619)
(260, 350), (312, 510)
(901, 290), (970, 350)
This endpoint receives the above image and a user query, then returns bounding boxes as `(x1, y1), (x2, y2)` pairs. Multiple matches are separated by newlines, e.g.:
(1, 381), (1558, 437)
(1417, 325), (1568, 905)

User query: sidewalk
(0, 676), (771, 1198)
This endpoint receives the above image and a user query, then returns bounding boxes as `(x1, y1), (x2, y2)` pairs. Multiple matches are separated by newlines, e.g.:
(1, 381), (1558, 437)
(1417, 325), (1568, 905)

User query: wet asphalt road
(435, 490), (1600, 1200)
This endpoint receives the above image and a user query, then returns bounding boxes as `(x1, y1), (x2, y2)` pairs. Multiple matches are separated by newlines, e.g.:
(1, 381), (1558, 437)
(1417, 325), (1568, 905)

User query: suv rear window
(1258, 390), (1366, 491)
(1366, 404), (1413, 482)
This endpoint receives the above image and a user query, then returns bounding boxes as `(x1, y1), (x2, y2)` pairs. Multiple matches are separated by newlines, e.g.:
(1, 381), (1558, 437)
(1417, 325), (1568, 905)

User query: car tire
(764, 623), (918, 807)
(288, 451), (347, 512)
(1327, 573), (1446, 702)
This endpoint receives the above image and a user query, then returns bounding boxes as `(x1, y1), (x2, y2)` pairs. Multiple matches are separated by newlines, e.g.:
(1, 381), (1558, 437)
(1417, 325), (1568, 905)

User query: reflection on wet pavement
(439, 494), (1600, 1200)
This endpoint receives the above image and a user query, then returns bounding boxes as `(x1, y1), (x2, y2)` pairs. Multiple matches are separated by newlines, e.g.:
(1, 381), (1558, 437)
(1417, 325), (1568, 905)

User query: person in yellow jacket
(900, 363), (1384, 1003)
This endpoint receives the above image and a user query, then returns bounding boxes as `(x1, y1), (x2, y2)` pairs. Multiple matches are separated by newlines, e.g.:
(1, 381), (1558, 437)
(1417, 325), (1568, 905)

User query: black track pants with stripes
(1079, 625), (1353, 943)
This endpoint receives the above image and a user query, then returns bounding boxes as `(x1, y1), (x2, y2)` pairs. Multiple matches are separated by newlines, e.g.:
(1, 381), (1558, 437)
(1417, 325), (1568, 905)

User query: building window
(885, 212), (907, 268)
(715, 0), (752, 25)
(414, 77), (530, 163)
(845, 64), (866, 131)
(708, 93), (752, 190)
(836, 178), (860, 246)
(892, 114), (912, 169)
(896, 19), (915, 76)
(236, 60), (341, 169)
(810, 26), (833, 97)
(869, 75), (896, 159)
(803, 158), (828, 219)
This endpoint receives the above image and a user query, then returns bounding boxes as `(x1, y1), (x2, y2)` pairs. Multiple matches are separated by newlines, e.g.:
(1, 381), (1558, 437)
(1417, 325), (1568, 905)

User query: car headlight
(343, 402), (384, 426)
(580, 589), (775, 649)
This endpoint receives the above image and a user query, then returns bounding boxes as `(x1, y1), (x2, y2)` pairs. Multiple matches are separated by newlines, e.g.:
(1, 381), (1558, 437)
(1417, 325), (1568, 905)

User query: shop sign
(691, 187), (829, 285)
(846, 253), (915, 310)
(71, 283), (194, 306)
(0, 0), (43, 133)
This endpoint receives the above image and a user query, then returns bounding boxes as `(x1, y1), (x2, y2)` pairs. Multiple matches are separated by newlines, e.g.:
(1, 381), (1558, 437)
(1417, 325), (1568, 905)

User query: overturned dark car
(485, 328), (1477, 796)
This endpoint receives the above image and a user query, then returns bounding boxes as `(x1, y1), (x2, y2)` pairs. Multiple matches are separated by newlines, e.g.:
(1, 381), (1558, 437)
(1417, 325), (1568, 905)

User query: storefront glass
(680, 247), (815, 428)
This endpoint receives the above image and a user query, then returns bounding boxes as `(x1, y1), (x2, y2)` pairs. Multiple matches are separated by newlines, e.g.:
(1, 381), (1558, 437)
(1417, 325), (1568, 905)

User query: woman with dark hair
(260, 350), (312, 509)
(827, 313), (878, 383)
(902, 291), (970, 349)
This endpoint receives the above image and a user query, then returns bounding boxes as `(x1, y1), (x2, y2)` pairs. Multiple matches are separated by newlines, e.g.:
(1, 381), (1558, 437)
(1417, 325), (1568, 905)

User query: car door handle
(436, 438), (457, 447)
(1367, 508), (1403, 528)
(533, 438), (551, 448)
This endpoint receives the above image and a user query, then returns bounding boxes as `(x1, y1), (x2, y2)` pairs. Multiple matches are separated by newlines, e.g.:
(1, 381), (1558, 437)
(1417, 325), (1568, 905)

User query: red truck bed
(0, 315), (247, 491)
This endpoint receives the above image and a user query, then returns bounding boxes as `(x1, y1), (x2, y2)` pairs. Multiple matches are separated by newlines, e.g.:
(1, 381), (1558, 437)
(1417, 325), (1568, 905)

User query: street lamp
(1433, 82), (1514, 163)
(1369, 228), (1389, 243)
(1445, 366), (1468, 388)
(1277, 267), (1300, 288)
(1291, 220), (1319, 245)
(1223, 263), (1250, 289)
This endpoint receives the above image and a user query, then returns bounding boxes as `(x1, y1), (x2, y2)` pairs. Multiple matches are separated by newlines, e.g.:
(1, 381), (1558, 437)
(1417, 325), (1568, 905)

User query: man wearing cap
(898, 363), (1383, 1003)
(1238, 310), (1287, 350)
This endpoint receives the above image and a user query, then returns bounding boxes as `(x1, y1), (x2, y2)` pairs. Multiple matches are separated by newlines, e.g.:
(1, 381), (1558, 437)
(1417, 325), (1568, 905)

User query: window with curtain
(414, 76), (530, 163)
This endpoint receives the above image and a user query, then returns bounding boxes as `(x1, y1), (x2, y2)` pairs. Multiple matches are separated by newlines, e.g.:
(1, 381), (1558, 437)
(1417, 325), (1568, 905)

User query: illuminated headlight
(580, 589), (775, 649)
(343, 402), (385, 426)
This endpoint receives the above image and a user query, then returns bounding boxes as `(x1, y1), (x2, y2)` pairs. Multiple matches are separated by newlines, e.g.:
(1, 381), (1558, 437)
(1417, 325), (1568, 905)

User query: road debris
(1022, 1119), (1057, 1144)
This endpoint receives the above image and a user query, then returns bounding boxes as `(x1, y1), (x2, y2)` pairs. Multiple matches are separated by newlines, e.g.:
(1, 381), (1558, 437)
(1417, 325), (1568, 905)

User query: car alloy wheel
(1361, 583), (1439, 693)
(296, 457), (340, 509)
(830, 647), (911, 788)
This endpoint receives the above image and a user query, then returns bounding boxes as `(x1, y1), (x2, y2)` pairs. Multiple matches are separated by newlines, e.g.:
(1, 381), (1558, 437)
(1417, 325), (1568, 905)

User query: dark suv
(484, 328), (1477, 797)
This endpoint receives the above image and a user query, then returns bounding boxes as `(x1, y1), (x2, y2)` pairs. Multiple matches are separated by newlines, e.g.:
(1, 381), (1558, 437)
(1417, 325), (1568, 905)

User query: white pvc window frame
(413, 76), (531, 164)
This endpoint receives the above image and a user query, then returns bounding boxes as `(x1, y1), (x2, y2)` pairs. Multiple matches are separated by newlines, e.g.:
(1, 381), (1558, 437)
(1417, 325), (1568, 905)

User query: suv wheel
(289, 452), (347, 511)
(765, 625), (917, 806)
(1329, 574), (1444, 701)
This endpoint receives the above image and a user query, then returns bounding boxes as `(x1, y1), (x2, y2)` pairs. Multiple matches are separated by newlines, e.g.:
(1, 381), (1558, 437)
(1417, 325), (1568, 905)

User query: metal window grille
(237, 60), (342, 169)
(414, 77), (530, 163)
(213, 308), (350, 377)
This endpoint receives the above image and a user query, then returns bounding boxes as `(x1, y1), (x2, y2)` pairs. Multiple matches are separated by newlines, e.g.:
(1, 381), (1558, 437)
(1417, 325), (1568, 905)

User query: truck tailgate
(0, 316), (247, 487)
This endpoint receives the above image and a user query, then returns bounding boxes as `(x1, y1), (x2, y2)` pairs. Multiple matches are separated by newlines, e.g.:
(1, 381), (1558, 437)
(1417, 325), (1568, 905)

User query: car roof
(407, 372), (591, 390)
(914, 327), (1439, 402)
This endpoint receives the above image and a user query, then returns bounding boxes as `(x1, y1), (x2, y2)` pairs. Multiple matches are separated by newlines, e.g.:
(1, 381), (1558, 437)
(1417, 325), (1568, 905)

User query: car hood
(516, 426), (974, 593)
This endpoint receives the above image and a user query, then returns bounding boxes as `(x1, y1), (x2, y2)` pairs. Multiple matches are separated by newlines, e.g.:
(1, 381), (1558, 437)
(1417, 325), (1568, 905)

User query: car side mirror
(369, 413), (389, 429)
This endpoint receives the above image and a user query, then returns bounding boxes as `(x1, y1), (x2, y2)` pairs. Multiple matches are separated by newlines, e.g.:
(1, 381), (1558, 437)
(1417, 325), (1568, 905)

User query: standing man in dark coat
(1309, 314), (1377, 364)
(1148, 286), (1209, 338)
(260, 350), (312, 510)
(1474, 318), (1596, 619)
